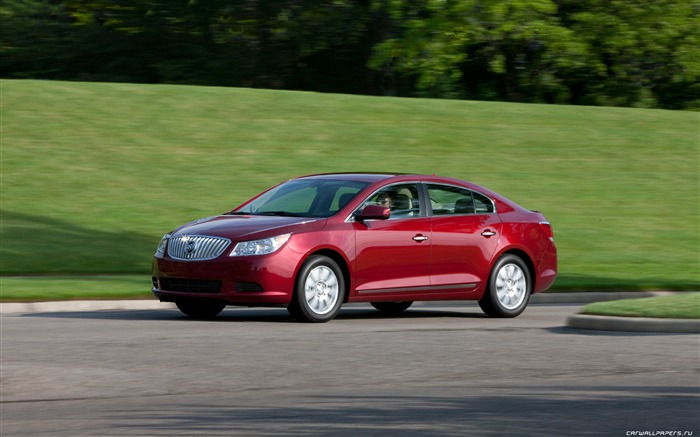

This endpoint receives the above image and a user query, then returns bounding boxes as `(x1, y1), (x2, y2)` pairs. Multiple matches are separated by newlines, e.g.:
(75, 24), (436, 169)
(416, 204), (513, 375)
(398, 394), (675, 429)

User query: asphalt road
(2, 303), (698, 436)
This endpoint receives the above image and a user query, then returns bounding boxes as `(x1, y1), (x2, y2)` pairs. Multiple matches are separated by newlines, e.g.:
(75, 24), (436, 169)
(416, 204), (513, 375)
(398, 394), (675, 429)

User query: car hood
(171, 215), (326, 240)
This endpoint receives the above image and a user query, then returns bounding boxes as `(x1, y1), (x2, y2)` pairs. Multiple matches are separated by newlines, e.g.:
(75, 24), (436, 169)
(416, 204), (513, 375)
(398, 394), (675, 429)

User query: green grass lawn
(1, 79), (698, 301)
(582, 293), (700, 319)
(0, 275), (152, 301)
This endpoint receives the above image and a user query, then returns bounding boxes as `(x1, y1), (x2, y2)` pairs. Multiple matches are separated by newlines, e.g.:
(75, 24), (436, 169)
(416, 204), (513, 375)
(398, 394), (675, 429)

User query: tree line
(2, 0), (698, 109)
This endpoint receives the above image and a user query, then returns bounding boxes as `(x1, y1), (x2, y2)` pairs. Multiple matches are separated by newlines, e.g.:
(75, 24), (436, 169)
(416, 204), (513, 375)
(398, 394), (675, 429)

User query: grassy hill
(1, 79), (698, 299)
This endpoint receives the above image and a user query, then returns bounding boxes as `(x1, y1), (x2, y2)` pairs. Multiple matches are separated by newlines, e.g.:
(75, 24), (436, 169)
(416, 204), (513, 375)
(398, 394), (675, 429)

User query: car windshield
(235, 179), (370, 218)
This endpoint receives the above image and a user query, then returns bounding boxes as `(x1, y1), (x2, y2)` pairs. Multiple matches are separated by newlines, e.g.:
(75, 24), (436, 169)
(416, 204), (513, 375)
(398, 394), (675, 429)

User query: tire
(370, 301), (413, 314)
(176, 300), (226, 319)
(289, 255), (345, 323)
(286, 302), (303, 320)
(479, 254), (531, 318)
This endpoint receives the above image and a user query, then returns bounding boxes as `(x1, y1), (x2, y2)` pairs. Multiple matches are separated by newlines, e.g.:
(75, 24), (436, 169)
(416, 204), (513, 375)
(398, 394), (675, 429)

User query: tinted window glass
(473, 191), (495, 213)
(427, 184), (494, 215)
(238, 179), (369, 217)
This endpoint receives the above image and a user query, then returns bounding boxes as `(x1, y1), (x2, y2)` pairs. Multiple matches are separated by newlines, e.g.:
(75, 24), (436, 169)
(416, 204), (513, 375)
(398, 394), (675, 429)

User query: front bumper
(151, 250), (301, 306)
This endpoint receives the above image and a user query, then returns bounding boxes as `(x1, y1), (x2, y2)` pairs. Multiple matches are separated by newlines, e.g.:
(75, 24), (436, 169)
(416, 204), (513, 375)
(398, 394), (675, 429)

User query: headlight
(156, 233), (171, 255)
(230, 234), (291, 256)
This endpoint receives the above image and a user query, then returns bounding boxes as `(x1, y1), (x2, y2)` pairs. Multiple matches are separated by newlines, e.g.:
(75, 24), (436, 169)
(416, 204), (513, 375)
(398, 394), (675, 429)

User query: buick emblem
(185, 239), (196, 254)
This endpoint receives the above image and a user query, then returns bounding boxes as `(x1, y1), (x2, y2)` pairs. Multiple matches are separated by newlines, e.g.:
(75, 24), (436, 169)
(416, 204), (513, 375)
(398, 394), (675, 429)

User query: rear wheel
(176, 300), (226, 319)
(479, 254), (531, 318)
(288, 255), (345, 323)
(370, 301), (413, 314)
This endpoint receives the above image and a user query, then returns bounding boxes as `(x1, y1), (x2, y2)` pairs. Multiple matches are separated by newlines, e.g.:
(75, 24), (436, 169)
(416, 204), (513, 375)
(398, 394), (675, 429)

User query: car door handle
(481, 230), (497, 237)
(413, 235), (429, 242)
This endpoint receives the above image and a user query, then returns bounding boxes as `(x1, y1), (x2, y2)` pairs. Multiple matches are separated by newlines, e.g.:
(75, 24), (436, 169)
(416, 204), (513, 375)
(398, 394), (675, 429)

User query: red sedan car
(152, 173), (557, 322)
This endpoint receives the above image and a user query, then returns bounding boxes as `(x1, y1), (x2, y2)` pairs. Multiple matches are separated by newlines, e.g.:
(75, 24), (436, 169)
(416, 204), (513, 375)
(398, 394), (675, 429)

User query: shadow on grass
(0, 209), (157, 274)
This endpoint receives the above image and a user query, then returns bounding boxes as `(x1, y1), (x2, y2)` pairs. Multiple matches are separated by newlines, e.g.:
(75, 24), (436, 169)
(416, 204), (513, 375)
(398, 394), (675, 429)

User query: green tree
(206, 1), (373, 91)
(3, 0), (698, 108)
(0, 0), (75, 79)
(56, 0), (375, 91)
(369, 0), (586, 101)
(563, 0), (700, 108)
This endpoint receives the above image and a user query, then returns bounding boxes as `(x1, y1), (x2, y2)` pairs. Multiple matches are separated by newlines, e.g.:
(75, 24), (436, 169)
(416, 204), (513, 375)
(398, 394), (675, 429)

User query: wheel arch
(496, 248), (536, 294)
(303, 248), (352, 303)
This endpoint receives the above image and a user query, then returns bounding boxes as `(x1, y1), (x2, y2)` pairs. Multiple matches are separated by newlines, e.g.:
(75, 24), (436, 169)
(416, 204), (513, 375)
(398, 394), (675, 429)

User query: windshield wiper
(255, 211), (306, 217)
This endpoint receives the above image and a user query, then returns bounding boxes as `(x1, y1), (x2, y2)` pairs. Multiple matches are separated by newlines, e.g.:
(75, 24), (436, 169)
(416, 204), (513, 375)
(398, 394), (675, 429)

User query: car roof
(295, 173), (400, 183)
(295, 172), (475, 187)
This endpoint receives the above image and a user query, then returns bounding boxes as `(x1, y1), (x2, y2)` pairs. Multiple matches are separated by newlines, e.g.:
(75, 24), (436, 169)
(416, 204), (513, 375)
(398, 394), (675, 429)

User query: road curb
(567, 313), (700, 333)
(544, 291), (699, 333)
(0, 300), (175, 315)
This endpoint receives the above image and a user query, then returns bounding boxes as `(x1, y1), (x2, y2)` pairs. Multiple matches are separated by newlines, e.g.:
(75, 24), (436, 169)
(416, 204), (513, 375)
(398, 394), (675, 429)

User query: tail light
(539, 221), (554, 241)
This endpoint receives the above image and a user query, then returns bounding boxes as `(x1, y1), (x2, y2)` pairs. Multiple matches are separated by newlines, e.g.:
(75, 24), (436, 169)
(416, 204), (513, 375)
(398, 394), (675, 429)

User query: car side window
(473, 191), (495, 213)
(426, 184), (494, 215)
(360, 183), (421, 219)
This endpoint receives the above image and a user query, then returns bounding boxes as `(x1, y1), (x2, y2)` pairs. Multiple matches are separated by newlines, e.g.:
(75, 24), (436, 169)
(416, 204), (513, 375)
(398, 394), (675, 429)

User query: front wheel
(479, 254), (531, 318)
(176, 300), (226, 319)
(288, 255), (345, 323)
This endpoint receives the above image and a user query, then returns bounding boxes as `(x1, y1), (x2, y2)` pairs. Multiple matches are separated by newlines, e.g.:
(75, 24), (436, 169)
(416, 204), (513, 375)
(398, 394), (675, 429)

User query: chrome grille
(168, 235), (231, 261)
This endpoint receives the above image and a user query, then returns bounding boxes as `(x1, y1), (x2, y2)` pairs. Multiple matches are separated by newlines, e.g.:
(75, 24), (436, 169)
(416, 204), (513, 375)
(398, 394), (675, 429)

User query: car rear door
(426, 184), (501, 291)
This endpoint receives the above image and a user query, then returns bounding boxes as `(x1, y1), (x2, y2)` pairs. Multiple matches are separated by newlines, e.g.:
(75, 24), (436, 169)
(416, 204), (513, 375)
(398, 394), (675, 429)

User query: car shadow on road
(21, 306), (488, 322)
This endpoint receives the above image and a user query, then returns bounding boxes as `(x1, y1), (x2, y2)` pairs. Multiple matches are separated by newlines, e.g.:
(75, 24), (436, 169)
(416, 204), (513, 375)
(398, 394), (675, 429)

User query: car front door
(426, 184), (501, 291)
(352, 183), (432, 297)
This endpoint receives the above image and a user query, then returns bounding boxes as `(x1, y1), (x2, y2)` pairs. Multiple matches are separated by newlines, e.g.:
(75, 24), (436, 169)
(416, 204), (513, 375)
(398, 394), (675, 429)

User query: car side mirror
(355, 204), (391, 221)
